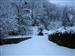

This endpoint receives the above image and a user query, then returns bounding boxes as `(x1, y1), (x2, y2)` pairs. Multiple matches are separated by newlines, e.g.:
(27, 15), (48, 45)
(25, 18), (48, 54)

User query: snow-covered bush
(48, 32), (75, 49)
(0, 1), (19, 38)
(0, 0), (33, 37)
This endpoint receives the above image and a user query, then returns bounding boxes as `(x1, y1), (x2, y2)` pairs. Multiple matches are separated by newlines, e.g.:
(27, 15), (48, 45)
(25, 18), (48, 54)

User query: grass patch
(48, 32), (75, 49)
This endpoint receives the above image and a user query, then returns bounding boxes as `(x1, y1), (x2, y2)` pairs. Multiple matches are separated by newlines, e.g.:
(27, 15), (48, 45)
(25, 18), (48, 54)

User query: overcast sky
(49, 0), (75, 7)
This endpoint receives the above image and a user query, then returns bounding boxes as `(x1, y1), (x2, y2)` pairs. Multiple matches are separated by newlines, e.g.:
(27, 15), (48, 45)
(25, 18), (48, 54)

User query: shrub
(48, 32), (75, 49)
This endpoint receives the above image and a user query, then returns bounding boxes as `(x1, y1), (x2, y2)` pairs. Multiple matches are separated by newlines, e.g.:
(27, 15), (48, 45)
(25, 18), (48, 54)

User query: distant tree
(62, 6), (74, 30)
(40, 1), (59, 30)
(0, 2), (19, 37)
(11, 1), (33, 35)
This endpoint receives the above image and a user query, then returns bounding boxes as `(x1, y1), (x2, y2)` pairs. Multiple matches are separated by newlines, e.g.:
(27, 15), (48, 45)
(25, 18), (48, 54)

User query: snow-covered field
(0, 26), (75, 56)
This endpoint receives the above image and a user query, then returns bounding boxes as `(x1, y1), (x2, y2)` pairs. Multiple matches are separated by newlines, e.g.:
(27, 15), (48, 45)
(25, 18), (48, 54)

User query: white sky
(49, 0), (75, 7)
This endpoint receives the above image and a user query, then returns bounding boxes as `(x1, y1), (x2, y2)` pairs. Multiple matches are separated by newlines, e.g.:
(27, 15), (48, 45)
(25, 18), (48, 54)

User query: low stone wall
(0, 37), (31, 45)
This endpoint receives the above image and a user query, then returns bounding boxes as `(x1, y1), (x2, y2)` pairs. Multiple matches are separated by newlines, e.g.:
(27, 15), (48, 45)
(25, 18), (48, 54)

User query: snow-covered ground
(47, 26), (75, 34)
(0, 26), (75, 56)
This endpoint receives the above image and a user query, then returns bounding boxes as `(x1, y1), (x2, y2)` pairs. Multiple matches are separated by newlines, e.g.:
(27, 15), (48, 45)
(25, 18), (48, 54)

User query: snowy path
(0, 27), (75, 56)
(0, 34), (74, 56)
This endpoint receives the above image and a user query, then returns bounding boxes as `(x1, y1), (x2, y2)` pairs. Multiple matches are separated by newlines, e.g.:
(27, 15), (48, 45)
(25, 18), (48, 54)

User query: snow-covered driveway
(0, 26), (75, 56)
(0, 34), (74, 56)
